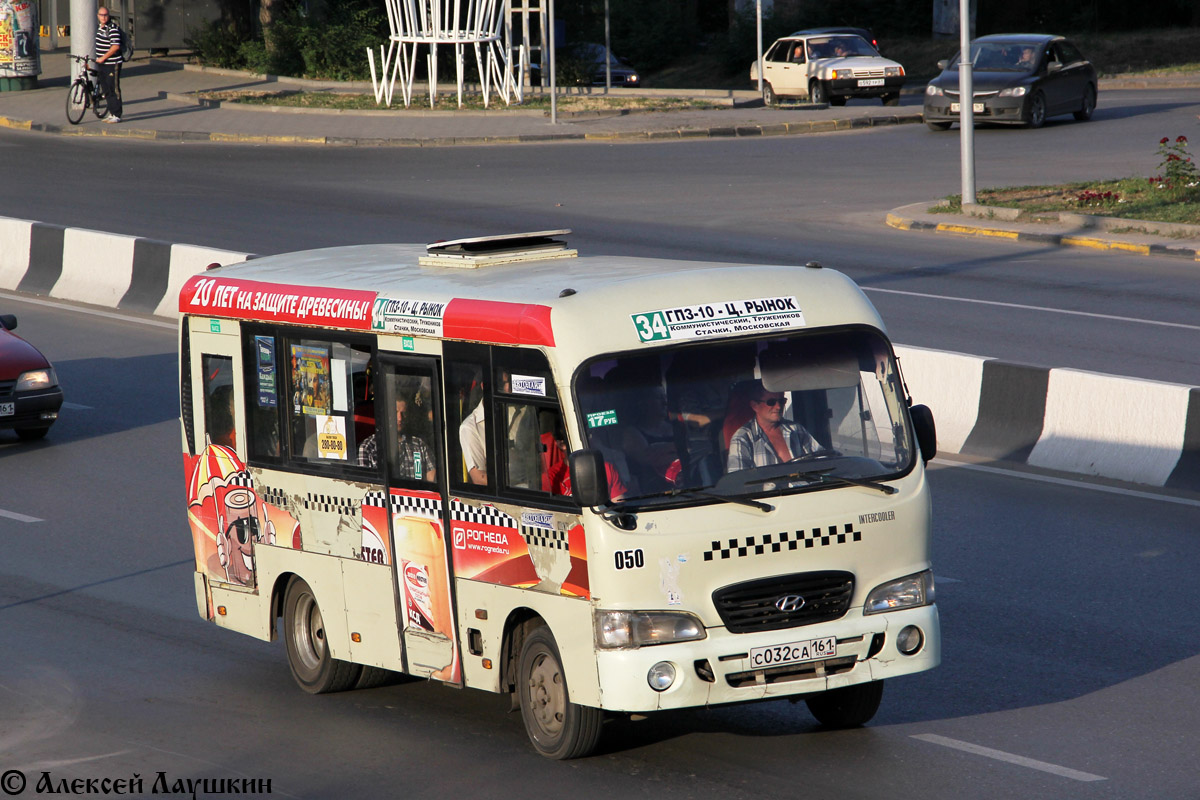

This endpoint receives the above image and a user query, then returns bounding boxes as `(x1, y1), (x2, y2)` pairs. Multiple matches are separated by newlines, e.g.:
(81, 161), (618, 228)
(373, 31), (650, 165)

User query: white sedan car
(750, 33), (905, 106)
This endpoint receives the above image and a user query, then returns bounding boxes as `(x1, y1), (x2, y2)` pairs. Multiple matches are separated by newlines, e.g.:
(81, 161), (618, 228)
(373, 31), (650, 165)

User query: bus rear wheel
(804, 680), (884, 728)
(283, 577), (361, 693)
(518, 626), (603, 759)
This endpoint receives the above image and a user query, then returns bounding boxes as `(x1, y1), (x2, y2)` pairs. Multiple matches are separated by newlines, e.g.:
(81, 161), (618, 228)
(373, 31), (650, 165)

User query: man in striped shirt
(94, 6), (124, 123)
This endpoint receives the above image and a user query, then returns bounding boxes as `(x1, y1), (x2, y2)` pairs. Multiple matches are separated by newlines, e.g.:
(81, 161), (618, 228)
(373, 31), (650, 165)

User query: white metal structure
(368, 0), (523, 108)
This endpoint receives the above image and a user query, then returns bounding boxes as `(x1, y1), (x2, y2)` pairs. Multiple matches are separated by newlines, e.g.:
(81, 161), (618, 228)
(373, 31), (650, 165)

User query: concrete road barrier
(1, 213), (1195, 491)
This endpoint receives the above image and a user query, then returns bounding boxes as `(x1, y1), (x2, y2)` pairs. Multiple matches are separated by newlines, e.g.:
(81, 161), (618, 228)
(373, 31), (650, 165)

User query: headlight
(863, 570), (935, 615)
(594, 610), (706, 649)
(885, 66), (904, 77)
(16, 368), (57, 392)
(926, 84), (943, 96)
(833, 69), (853, 80)
(999, 86), (1028, 97)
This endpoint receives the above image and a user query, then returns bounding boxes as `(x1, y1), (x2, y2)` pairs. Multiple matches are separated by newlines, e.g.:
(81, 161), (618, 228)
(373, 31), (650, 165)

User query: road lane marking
(61, 401), (92, 410)
(912, 734), (1106, 782)
(863, 287), (1200, 332)
(930, 459), (1200, 509)
(0, 508), (43, 523)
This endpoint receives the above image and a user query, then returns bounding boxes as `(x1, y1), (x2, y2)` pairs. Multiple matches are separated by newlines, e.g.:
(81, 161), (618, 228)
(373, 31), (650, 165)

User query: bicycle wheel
(91, 84), (108, 119)
(65, 81), (87, 125)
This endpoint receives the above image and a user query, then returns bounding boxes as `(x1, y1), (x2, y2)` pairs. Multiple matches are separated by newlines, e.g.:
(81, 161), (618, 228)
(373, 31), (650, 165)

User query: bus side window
(201, 354), (235, 450)
(284, 337), (373, 467)
(246, 333), (281, 461)
(447, 358), (488, 488)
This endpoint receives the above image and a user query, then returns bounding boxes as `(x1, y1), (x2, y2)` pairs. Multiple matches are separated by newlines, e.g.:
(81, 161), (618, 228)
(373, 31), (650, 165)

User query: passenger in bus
(359, 398), (436, 481)
(541, 426), (627, 501)
(726, 380), (821, 472)
(460, 397), (487, 484)
(208, 384), (236, 449)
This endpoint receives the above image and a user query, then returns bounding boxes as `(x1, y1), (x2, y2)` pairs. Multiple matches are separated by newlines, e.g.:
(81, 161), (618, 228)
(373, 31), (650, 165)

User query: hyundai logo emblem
(775, 594), (805, 612)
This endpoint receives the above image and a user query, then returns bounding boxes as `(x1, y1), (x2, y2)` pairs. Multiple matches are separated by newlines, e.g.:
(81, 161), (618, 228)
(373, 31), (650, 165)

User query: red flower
(1177, 136), (1189, 143)
(1160, 137), (1170, 144)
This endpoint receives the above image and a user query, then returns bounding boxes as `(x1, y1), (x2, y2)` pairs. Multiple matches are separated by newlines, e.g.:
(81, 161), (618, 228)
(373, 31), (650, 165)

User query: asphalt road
(1, 295), (1197, 799)
(2, 87), (1198, 383)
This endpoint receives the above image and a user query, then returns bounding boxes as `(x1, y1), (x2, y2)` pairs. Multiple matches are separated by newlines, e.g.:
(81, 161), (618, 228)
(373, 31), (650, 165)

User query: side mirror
(936, 59), (949, 71)
(0, 313), (16, 331)
(569, 449), (610, 508)
(909, 404), (937, 464)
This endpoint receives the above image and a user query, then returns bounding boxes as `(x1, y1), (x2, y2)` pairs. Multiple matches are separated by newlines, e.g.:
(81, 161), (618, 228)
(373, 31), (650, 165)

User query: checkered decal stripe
(703, 523), (862, 561)
(228, 472), (254, 488)
(363, 490), (387, 508)
(390, 493), (443, 521)
(450, 499), (517, 529)
(303, 493), (359, 516)
(521, 524), (568, 551)
(259, 486), (288, 508)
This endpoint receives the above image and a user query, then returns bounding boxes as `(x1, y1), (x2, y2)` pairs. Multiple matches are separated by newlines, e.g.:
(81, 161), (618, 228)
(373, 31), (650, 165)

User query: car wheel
(518, 625), (604, 759)
(881, 92), (900, 106)
(1073, 85), (1096, 121)
(762, 82), (776, 107)
(925, 120), (952, 131)
(805, 680), (884, 728)
(15, 426), (50, 441)
(809, 80), (829, 105)
(1024, 90), (1047, 129)
(283, 576), (362, 694)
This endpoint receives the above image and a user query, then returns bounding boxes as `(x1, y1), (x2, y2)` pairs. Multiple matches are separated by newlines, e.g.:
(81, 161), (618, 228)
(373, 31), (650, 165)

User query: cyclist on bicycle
(94, 6), (124, 123)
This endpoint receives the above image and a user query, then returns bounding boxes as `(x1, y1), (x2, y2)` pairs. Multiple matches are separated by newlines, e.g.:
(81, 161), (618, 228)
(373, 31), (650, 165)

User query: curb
(886, 202), (1200, 262)
(1, 211), (1195, 492)
(0, 109), (925, 147)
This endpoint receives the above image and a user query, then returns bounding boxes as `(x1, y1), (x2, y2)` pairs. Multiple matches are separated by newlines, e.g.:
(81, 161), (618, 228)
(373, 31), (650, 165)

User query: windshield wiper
(660, 486), (774, 513)
(766, 467), (897, 495)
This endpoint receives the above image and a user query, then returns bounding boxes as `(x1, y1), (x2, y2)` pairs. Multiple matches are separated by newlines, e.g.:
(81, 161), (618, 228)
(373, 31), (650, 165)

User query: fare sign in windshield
(631, 296), (805, 343)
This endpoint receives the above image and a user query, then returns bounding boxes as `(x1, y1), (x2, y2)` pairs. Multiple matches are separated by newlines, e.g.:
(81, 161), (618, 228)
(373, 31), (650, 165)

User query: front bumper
(923, 96), (1026, 125)
(592, 604), (939, 712)
(0, 387), (63, 431)
(828, 75), (905, 97)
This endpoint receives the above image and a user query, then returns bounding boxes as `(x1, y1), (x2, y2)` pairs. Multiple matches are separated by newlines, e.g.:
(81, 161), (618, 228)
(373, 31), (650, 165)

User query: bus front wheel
(283, 576), (362, 694)
(804, 680), (884, 728)
(518, 626), (604, 759)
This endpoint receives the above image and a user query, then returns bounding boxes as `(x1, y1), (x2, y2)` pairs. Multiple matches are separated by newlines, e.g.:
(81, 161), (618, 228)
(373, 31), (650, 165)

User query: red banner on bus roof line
(180, 275), (377, 330)
(443, 298), (554, 347)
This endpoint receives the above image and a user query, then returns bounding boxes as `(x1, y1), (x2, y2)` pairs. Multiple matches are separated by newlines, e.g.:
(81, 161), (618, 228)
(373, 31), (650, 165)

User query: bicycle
(65, 54), (109, 125)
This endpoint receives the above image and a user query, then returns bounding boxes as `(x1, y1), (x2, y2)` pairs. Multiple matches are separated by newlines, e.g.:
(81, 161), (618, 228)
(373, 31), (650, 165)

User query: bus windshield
(574, 328), (914, 506)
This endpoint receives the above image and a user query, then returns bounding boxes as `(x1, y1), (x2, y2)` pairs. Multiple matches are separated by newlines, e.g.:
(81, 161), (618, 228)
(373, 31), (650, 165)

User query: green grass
(941, 179), (1200, 226)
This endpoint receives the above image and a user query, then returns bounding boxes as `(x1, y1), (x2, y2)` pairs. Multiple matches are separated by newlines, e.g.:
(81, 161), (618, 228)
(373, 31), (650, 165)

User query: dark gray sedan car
(923, 34), (1097, 130)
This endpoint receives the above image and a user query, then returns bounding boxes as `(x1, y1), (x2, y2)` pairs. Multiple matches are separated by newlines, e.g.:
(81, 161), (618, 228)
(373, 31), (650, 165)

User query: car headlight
(926, 84), (943, 96)
(863, 570), (935, 615)
(16, 368), (57, 392)
(885, 66), (904, 77)
(628, 75), (639, 83)
(833, 69), (853, 80)
(999, 86), (1028, 97)
(594, 610), (706, 649)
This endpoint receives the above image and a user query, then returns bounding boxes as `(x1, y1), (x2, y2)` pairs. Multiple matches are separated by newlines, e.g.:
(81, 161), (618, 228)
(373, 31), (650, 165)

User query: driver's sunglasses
(756, 396), (785, 407)
(226, 516), (260, 544)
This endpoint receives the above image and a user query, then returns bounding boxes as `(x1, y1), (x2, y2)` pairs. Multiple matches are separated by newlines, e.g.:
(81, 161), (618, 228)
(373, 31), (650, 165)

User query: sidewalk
(887, 200), (1200, 262)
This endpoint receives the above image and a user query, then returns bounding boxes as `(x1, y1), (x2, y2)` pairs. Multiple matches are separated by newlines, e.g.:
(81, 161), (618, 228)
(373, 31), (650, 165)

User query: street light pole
(755, 0), (763, 95)
(958, 0), (975, 204)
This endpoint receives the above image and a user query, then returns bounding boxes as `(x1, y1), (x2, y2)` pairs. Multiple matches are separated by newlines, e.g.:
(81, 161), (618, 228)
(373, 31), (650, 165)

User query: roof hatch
(420, 229), (577, 268)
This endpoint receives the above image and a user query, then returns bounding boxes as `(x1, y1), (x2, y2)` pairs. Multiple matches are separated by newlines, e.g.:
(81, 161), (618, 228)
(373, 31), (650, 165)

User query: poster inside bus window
(291, 344), (331, 415)
(255, 336), (277, 408)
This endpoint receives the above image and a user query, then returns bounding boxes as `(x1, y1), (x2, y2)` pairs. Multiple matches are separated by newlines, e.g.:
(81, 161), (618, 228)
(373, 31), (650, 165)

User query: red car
(0, 313), (64, 440)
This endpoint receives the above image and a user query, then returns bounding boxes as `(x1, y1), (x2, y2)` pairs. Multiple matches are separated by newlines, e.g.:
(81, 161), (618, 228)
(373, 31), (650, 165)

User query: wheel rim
(291, 591), (325, 674)
(526, 649), (566, 740)
(1031, 95), (1045, 126)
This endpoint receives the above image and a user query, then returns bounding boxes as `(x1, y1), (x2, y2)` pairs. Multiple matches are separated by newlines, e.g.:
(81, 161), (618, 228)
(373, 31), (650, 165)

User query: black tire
(355, 665), (414, 690)
(283, 577), (362, 694)
(65, 81), (87, 125)
(762, 82), (776, 107)
(92, 86), (108, 120)
(809, 80), (829, 105)
(881, 92), (900, 106)
(518, 626), (603, 759)
(829, 95), (847, 107)
(1073, 85), (1096, 121)
(926, 120), (952, 131)
(1024, 90), (1046, 129)
(15, 426), (50, 441)
(805, 680), (884, 728)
